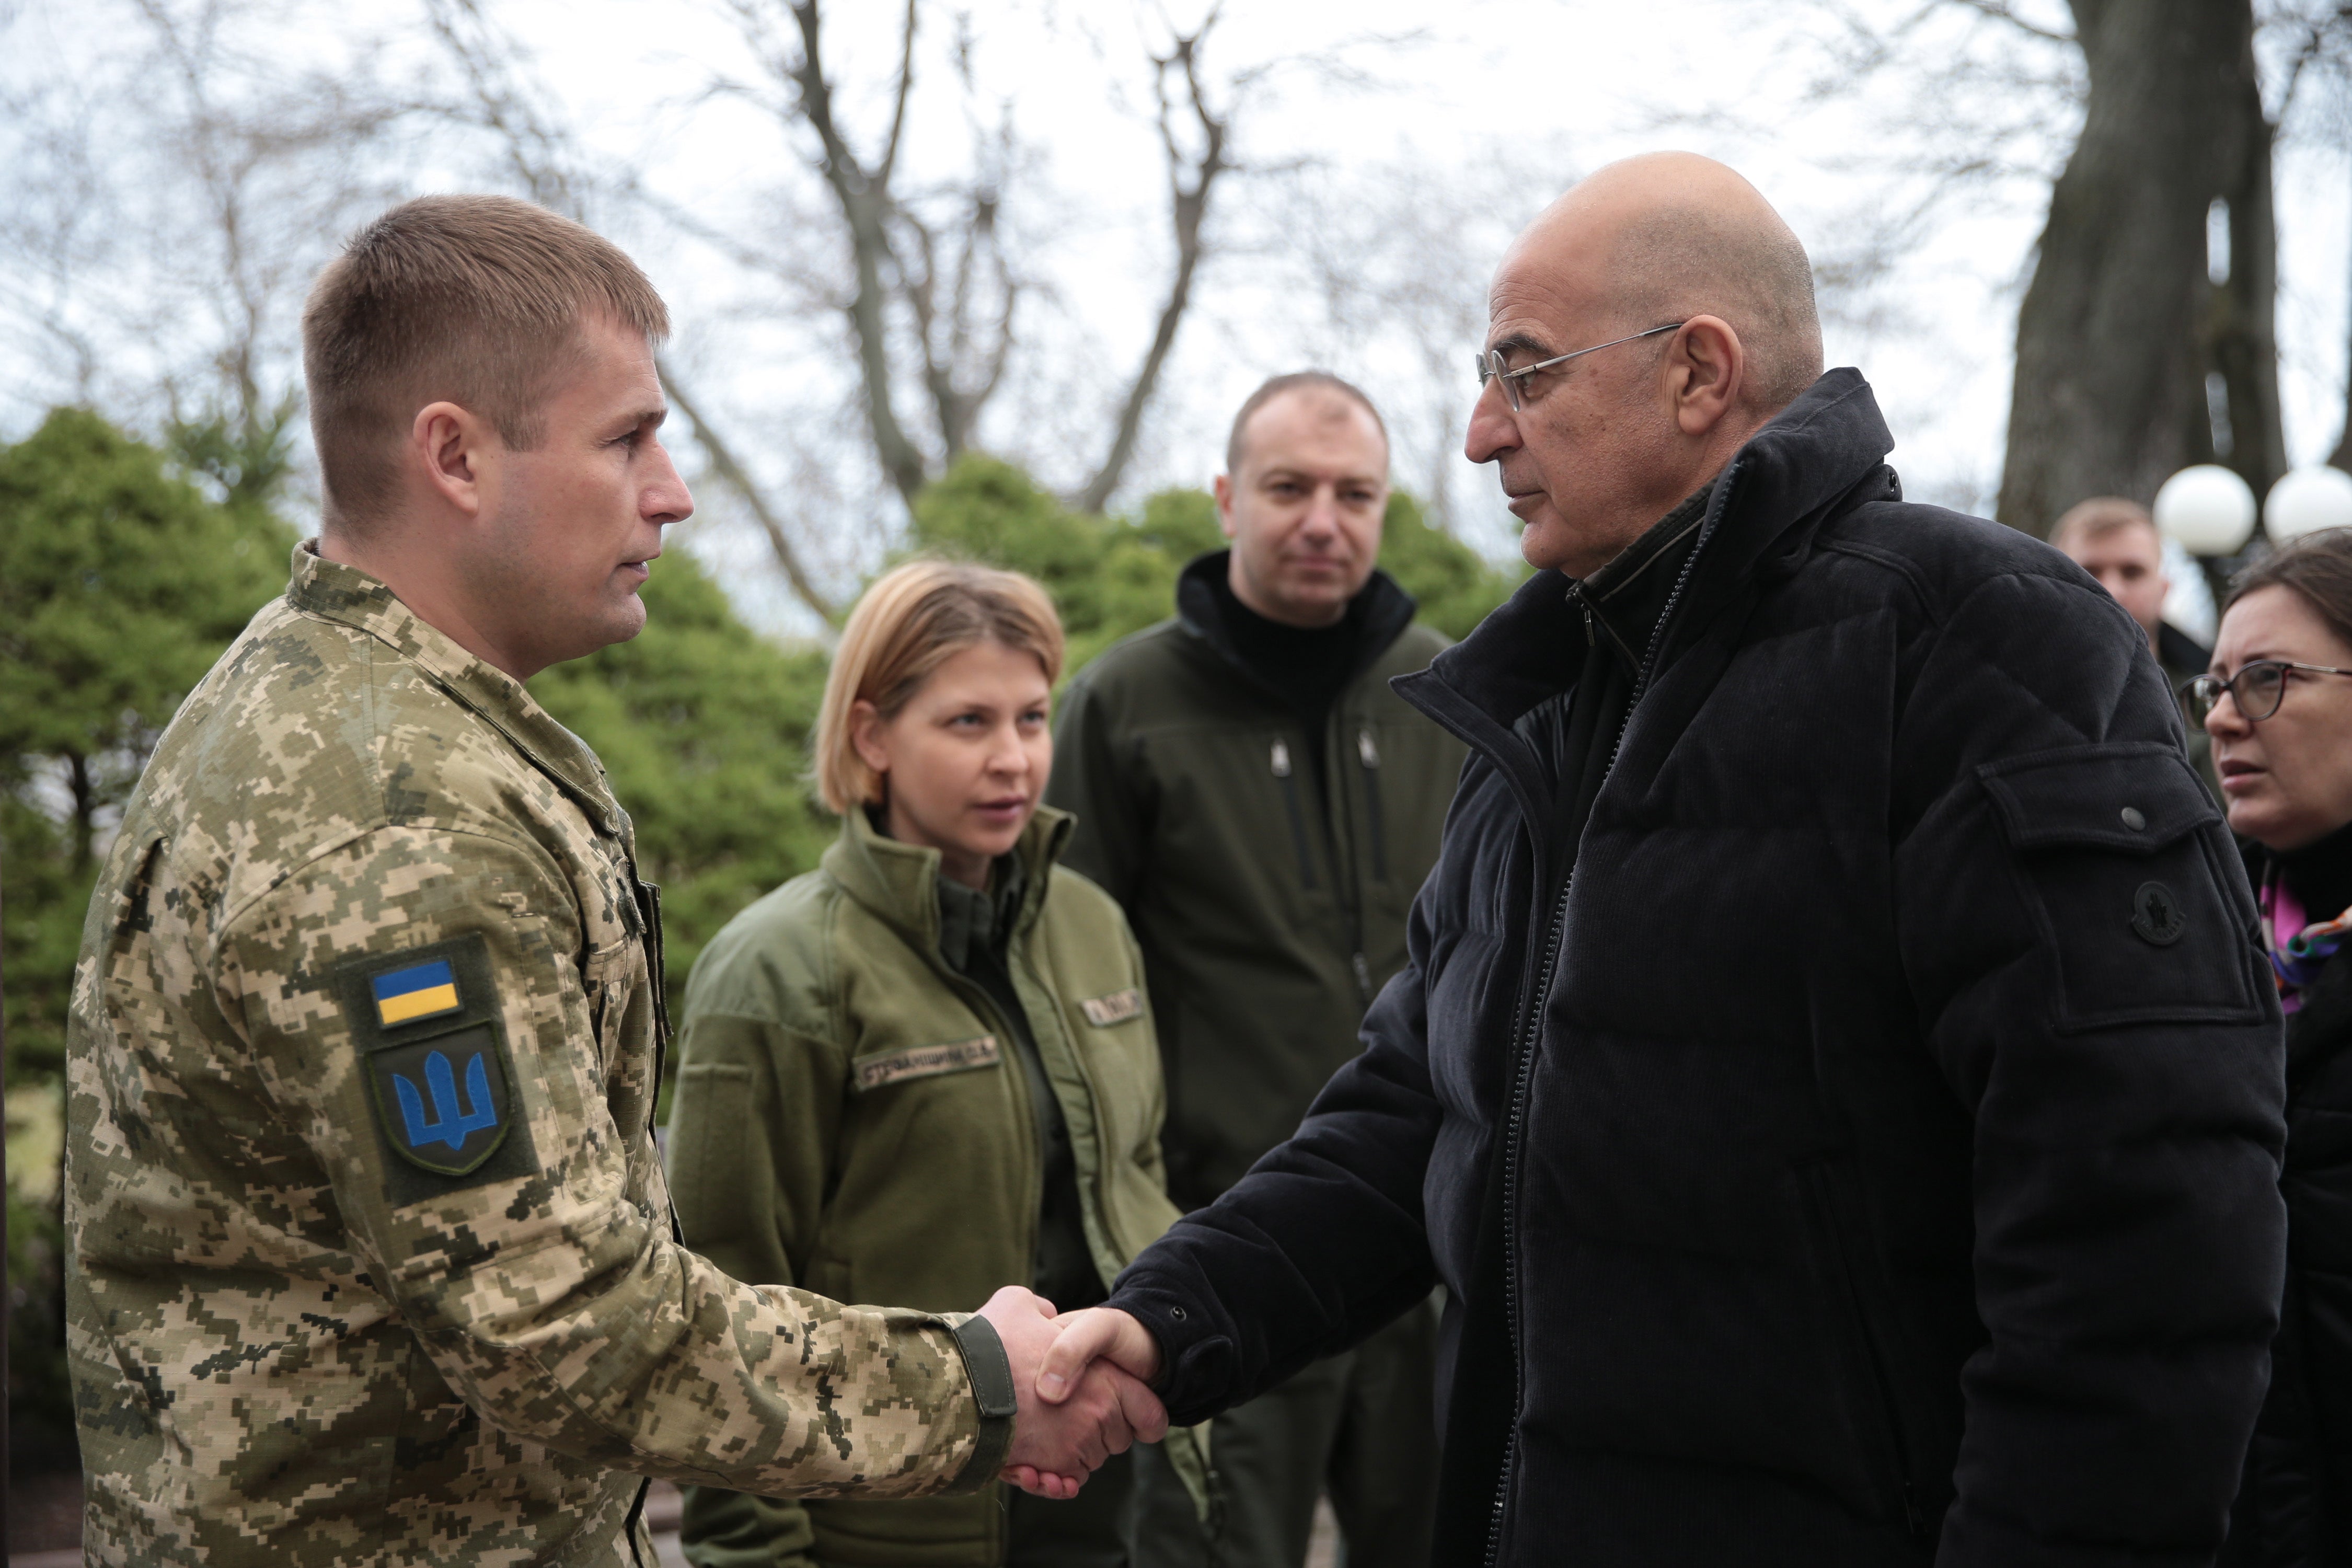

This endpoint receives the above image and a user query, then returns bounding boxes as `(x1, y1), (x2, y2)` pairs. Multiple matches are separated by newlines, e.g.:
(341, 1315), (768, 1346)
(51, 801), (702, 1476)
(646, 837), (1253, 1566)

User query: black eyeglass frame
(2183, 659), (2352, 723)
(1473, 322), (1688, 412)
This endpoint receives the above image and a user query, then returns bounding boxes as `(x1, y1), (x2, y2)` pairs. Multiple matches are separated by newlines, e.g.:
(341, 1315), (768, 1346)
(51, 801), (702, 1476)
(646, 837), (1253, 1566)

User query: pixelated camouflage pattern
(65, 545), (991, 1566)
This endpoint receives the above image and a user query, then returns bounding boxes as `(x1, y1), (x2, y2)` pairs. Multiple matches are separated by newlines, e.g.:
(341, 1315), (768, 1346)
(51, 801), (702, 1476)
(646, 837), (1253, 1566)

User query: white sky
(499, 0), (2352, 522)
(8, 0), (2348, 636)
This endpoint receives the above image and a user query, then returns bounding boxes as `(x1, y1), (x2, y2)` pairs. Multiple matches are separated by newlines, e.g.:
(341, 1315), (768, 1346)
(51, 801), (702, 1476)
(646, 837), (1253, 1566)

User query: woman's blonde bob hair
(814, 558), (1066, 815)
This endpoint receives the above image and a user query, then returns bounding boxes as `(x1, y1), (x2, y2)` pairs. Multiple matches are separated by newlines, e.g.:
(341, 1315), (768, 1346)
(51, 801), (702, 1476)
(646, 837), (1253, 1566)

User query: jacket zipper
(1271, 740), (1320, 891)
(1482, 463), (1735, 1567)
(1357, 728), (1389, 883)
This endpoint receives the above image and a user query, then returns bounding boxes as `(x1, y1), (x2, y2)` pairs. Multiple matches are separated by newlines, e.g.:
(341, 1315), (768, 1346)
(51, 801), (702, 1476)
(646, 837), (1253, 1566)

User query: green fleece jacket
(664, 805), (1201, 1567)
(1045, 557), (1468, 1210)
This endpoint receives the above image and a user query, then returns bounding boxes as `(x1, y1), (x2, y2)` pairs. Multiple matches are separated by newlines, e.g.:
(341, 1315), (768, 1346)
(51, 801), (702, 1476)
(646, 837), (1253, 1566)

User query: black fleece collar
(1175, 550), (1421, 701)
(1576, 478), (1717, 670)
(1407, 368), (1897, 735)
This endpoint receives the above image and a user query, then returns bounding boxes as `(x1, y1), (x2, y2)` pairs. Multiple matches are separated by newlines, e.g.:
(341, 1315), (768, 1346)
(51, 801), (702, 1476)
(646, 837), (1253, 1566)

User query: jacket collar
(822, 801), (1075, 961)
(1401, 368), (1895, 739)
(288, 541), (627, 838)
(1575, 477), (1715, 670)
(1175, 550), (1421, 695)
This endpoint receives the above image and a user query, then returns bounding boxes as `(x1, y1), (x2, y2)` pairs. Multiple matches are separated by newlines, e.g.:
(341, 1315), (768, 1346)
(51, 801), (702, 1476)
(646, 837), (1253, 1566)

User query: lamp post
(2155, 464), (2259, 612)
(2154, 464), (2259, 556)
(2264, 466), (2352, 544)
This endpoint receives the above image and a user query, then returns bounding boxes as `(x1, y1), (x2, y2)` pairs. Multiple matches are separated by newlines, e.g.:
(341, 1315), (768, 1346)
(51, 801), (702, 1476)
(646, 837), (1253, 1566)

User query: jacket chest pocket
(1979, 742), (2265, 1031)
(582, 937), (642, 1071)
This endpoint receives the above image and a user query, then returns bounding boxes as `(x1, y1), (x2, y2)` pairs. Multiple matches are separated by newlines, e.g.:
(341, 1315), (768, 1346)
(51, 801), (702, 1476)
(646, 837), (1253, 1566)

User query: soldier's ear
(411, 401), (494, 519)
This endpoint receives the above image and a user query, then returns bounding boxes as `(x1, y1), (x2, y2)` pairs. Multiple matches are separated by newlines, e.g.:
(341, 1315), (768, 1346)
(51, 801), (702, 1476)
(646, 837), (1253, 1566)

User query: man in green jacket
(1046, 373), (1467, 1568)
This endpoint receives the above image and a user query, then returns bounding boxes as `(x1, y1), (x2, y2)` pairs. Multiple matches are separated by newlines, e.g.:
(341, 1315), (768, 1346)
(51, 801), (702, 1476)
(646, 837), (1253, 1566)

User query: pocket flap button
(2120, 806), (2147, 831)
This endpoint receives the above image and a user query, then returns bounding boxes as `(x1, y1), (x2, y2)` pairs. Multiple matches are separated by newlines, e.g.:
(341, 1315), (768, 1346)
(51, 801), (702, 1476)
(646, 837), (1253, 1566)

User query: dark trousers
(1129, 1296), (1440, 1568)
(1009, 1448), (1136, 1567)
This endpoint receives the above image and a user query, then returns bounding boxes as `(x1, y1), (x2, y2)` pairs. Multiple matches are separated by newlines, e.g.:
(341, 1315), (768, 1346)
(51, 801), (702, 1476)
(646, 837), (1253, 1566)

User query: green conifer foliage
(0, 408), (295, 1076)
(528, 552), (832, 1003)
(908, 451), (1523, 670)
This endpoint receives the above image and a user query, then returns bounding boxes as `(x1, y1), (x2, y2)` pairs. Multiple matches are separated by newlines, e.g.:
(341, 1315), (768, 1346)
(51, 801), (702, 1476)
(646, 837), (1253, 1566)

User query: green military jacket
(1045, 556), (1469, 1209)
(65, 546), (1003, 1567)
(666, 805), (1203, 1567)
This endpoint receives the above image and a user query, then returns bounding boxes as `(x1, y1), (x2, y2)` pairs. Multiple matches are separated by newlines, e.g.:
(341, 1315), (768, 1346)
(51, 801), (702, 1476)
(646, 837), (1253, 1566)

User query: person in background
(2053, 495), (2218, 795)
(1045, 372), (1464, 1568)
(2197, 527), (2352, 1565)
(667, 559), (1205, 1568)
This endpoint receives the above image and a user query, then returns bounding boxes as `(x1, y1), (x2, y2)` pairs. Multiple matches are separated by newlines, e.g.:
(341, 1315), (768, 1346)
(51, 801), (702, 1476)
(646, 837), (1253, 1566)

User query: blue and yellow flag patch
(336, 936), (526, 1187)
(371, 958), (460, 1028)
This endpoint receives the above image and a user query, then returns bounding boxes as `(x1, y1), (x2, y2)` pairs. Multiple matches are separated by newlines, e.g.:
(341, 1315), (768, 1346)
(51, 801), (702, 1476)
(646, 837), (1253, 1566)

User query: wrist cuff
(946, 1314), (1017, 1489)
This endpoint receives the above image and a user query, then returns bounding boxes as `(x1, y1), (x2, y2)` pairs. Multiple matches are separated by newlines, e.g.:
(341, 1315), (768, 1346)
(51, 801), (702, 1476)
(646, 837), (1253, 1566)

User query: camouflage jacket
(64, 545), (1009, 1566)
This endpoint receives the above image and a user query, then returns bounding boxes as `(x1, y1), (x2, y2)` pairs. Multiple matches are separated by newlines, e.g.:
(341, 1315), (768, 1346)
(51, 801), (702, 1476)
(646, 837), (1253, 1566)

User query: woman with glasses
(2195, 527), (2352, 1566)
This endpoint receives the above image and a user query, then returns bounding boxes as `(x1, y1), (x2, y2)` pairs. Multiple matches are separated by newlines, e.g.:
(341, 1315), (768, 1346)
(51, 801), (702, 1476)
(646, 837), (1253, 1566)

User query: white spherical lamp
(2264, 465), (2352, 543)
(2154, 464), (2257, 556)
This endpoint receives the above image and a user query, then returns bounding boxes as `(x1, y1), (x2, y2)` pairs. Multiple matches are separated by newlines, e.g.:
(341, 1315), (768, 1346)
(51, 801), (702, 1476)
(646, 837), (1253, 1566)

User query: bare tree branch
(421, 0), (586, 215)
(1943, 0), (2075, 43)
(877, 0), (917, 190)
(1075, 7), (1232, 515)
(658, 361), (845, 628)
(764, 0), (932, 503)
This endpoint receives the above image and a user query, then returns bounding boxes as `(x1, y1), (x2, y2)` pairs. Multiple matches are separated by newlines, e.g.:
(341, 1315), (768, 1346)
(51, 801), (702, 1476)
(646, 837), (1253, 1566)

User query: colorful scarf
(2262, 870), (2352, 1014)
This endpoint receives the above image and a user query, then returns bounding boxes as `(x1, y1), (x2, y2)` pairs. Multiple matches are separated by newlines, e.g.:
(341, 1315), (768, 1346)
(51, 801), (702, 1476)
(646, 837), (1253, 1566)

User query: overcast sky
(7, 0), (2347, 634)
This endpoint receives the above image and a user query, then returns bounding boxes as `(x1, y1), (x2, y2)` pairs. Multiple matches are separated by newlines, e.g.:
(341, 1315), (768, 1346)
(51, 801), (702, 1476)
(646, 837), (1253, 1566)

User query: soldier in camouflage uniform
(63, 194), (1152, 1567)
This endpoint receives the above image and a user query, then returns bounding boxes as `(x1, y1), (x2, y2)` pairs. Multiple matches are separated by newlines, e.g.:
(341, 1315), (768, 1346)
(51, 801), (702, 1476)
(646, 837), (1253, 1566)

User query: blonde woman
(667, 560), (1202, 1567)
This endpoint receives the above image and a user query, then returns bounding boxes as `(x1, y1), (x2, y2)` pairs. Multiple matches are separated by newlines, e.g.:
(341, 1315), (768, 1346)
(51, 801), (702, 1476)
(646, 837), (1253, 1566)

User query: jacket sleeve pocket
(1977, 741), (2264, 1032)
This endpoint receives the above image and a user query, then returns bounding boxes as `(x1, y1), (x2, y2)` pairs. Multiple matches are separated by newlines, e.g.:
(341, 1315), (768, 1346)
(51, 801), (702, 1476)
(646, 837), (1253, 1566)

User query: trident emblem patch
(367, 1025), (512, 1175)
(341, 937), (523, 1186)
(395, 1047), (500, 1151)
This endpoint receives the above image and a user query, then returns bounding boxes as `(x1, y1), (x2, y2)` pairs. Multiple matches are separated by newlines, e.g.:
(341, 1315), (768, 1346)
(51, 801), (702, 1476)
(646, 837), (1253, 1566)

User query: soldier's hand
(978, 1286), (1168, 1498)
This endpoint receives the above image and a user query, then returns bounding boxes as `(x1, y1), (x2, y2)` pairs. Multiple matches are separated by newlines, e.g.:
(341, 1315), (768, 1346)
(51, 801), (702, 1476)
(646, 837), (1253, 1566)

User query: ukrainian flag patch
(371, 958), (461, 1028)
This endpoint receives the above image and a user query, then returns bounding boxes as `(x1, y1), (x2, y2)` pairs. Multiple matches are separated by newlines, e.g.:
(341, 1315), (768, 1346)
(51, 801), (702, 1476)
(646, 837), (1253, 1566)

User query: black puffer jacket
(1108, 371), (2288, 1567)
(2226, 824), (2352, 1568)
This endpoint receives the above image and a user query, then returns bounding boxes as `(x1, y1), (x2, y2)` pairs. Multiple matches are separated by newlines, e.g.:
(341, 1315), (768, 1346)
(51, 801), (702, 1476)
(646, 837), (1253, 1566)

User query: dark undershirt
(1210, 571), (1376, 788)
(937, 860), (1103, 1313)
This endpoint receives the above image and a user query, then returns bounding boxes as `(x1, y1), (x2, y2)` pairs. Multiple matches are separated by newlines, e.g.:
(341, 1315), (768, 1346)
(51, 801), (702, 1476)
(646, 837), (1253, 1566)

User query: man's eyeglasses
(1473, 322), (1687, 412)
(2184, 660), (2352, 723)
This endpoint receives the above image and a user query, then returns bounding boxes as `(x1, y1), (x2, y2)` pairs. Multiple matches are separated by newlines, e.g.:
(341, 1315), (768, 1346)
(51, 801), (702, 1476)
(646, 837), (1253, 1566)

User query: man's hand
(1034, 1307), (1163, 1403)
(978, 1287), (1168, 1500)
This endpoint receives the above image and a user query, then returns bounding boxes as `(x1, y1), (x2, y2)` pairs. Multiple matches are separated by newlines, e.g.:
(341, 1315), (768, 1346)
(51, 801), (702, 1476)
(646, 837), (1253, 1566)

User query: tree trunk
(2333, 153), (2352, 474)
(68, 750), (94, 872)
(1997, 0), (2284, 537)
(2204, 80), (2286, 499)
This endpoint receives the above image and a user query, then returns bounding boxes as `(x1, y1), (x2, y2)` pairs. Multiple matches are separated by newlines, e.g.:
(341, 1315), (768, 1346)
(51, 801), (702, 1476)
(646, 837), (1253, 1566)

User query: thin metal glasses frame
(1474, 322), (1688, 411)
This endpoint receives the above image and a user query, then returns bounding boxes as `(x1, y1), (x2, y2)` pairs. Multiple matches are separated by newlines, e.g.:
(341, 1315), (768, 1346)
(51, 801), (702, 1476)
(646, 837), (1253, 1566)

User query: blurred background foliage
(2, 410), (1518, 1468)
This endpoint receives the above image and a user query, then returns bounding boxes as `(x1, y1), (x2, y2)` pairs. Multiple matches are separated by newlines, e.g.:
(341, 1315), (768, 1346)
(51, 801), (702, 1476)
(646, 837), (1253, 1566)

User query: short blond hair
(302, 194), (670, 530)
(814, 559), (1065, 814)
(2050, 496), (2158, 555)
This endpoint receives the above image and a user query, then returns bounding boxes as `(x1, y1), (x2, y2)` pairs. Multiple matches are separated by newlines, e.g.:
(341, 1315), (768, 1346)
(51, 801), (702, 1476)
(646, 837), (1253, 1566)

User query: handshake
(974, 1287), (1168, 1498)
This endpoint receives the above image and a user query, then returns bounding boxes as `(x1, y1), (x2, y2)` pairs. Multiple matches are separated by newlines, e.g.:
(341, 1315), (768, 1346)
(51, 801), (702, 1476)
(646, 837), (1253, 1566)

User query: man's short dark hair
(2050, 497), (2159, 555)
(1225, 372), (1389, 477)
(302, 194), (670, 532)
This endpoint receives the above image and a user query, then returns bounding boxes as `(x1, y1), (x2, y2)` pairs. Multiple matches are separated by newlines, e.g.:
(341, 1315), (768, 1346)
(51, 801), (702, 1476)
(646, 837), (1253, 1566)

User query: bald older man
(1033, 154), (2287, 1567)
